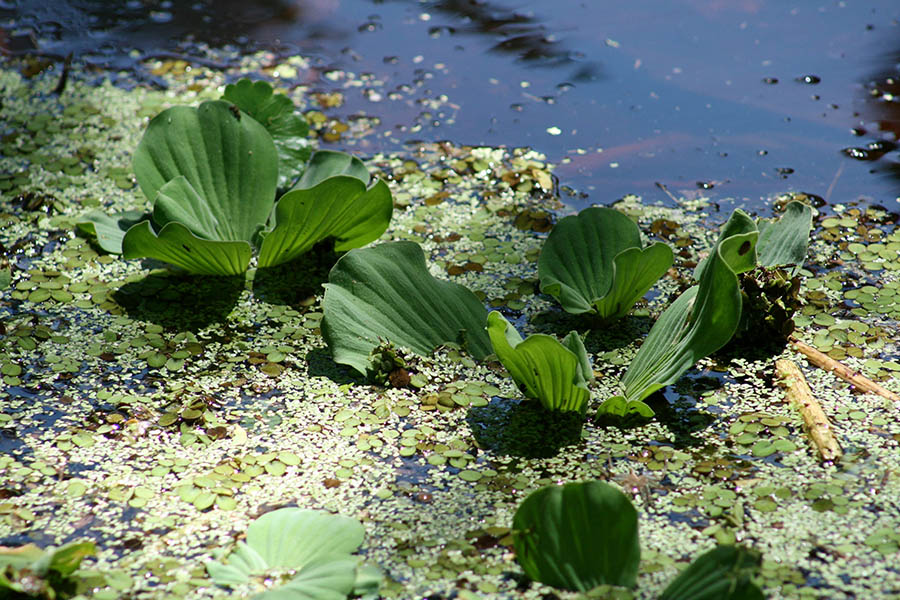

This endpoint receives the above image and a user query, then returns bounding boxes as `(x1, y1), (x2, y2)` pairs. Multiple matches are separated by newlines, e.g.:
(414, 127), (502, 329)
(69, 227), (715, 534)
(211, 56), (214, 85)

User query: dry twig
(776, 359), (842, 462)
(789, 336), (900, 403)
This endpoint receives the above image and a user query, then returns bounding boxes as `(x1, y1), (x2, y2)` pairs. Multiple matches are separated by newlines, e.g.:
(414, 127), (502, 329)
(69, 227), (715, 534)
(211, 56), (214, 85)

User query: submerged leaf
(513, 481), (640, 591)
(538, 207), (673, 321)
(621, 210), (758, 405)
(321, 241), (491, 375)
(222, 78), (311, 190)
(487, 311), (592, 413)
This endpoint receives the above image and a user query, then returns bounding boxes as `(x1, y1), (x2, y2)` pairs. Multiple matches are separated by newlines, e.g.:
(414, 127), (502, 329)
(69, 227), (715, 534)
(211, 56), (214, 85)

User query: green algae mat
(1, 57), (900, 600)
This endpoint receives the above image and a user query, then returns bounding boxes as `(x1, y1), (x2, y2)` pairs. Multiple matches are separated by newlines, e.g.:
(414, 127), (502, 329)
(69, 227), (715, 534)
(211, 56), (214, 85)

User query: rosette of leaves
(78, 97), (391, 276)
(600, 209), (759, 418)
(486, 311), (593, 414)
(205, 508), (380, 600)
(321, 241), (492, 375)
(513, 481), (763, 599)
(0, 541), (96, 599)
(538, 206), (673, 322)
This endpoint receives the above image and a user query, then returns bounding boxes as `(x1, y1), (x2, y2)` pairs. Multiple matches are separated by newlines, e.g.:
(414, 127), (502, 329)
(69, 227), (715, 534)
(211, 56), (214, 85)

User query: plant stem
(788, 337), (900, 403)
(775, 359), (842, 463)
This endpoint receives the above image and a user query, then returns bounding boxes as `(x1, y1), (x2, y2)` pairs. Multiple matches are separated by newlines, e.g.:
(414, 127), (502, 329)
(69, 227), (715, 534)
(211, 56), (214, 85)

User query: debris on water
(797, 75), (821, 84)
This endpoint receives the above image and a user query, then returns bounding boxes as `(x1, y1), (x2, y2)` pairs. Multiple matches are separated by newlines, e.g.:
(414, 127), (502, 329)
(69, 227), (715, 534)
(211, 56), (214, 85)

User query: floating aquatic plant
(512, 481), (640, 591)
(205, 507), (380, 600)
(321, 241), (492, 376)
(600, 208), (760, 418)
(538, 206), (673, 322)
(221, 78), (312, 191)
(514, 481), (763, 598)
(77, 84), (391, 276)
(0, 541), (96, 599)
(486, 311), (592, 414)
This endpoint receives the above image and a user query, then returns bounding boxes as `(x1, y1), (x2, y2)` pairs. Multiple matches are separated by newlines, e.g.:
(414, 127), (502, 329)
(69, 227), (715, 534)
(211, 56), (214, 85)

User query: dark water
(3, 0), (900, 211)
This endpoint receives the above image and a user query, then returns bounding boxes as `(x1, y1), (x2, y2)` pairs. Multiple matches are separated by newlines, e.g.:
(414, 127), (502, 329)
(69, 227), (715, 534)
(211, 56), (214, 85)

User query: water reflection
(857, 49), (900, 190)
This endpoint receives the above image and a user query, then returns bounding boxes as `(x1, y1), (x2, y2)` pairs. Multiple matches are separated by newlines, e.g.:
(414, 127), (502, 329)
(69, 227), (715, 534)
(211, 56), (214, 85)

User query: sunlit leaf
(538, 206), (673, 321)
(487, 311), (592, 413)
(322, 241), (492, 375)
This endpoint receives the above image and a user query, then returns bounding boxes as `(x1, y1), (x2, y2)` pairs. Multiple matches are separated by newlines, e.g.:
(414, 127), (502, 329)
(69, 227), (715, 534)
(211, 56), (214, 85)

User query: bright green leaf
(486, 311), (592, 413)
(122, 221), (252, 276)
(538, 207), (673, 321)
(621, 210), (758, 404)
(513, 481), (640, 591)
(321, 241), (492, 375)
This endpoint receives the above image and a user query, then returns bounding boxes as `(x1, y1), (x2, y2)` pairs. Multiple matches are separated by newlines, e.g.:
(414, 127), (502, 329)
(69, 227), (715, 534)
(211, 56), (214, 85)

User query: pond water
(4, 0), (900, 212)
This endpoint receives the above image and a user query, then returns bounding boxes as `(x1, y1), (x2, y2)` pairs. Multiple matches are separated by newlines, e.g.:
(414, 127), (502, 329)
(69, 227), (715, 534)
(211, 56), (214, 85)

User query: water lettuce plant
(538, 206), (673, 322)
(221, 78), (312, 191)
(513, 481), (763, 598)
(322, 241), (492, 375)
(486, 311), (593, 414)
(78, 92), (391, 275)
(0, 541), (96, 598)
(600, 209), (760, 418)
(205, 507), (380, 600)
(513, 480), (640, 591)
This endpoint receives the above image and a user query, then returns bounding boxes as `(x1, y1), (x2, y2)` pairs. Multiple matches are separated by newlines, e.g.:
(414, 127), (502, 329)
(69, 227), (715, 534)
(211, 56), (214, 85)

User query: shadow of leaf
(113, 272), (244, 330)
(467, 397), (583, 459)
(252, 242), (338, 307)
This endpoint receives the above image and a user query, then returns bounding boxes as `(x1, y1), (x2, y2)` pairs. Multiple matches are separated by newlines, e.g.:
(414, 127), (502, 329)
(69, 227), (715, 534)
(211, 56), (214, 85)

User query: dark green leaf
(513, 481), (640, 591)
(222, 78), (311, 190)
(621, 210), (758, 403)
(660, 545), (763, 600)
(757, 200), (813, 275)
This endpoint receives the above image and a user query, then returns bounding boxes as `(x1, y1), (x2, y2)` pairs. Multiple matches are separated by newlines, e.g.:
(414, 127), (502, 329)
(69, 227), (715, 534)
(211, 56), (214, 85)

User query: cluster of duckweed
(3, 61), (900, 600)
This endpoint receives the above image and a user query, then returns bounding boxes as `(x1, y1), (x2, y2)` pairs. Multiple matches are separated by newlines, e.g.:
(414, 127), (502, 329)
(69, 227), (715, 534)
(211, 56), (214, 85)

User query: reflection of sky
(4, 0), (900, 211)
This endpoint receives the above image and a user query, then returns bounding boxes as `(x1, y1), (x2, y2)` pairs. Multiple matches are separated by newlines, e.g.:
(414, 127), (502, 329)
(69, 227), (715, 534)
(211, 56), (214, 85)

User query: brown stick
(775, 359), (843, 463)
(789, 337), (900, 403)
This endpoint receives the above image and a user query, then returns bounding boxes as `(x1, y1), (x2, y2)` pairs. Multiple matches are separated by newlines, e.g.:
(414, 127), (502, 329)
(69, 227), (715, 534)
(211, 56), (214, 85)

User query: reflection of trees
(855, 50), (900, 185)
(421, 0), (602, 81)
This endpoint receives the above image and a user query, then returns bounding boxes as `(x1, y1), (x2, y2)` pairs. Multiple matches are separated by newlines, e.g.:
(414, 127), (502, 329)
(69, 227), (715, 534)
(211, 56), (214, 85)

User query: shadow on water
(304, 348), (363, 386)
(467, 397), (583, 459)
(113, 272), (244, 330)
(251, 243), (338, 307)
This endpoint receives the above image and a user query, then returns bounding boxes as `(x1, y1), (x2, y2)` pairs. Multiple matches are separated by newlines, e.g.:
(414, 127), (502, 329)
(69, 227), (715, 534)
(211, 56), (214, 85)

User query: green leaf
(255, 559), (358, 600)
(122, 220), (252, 276)
(0, 267), (10, 291)
(126, 100), (278, 274)
(321, 241), (492, 375)
(293, 150), (371, 190)
(76, 209), (146, 254)
(222, 78), (311, 190)
(756, 200), (813, 275)
(45, 541), (97, 577)
(596, 395), (654, 418)
(513, 481), (640, 591)
(257, 173), (392, 268)
(206, 508), (366, 599)
(538, 207), (673, 321)
(621, 210), (758, 403)
(660, 545), (763, 600)
(486, 311), (592, 413)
